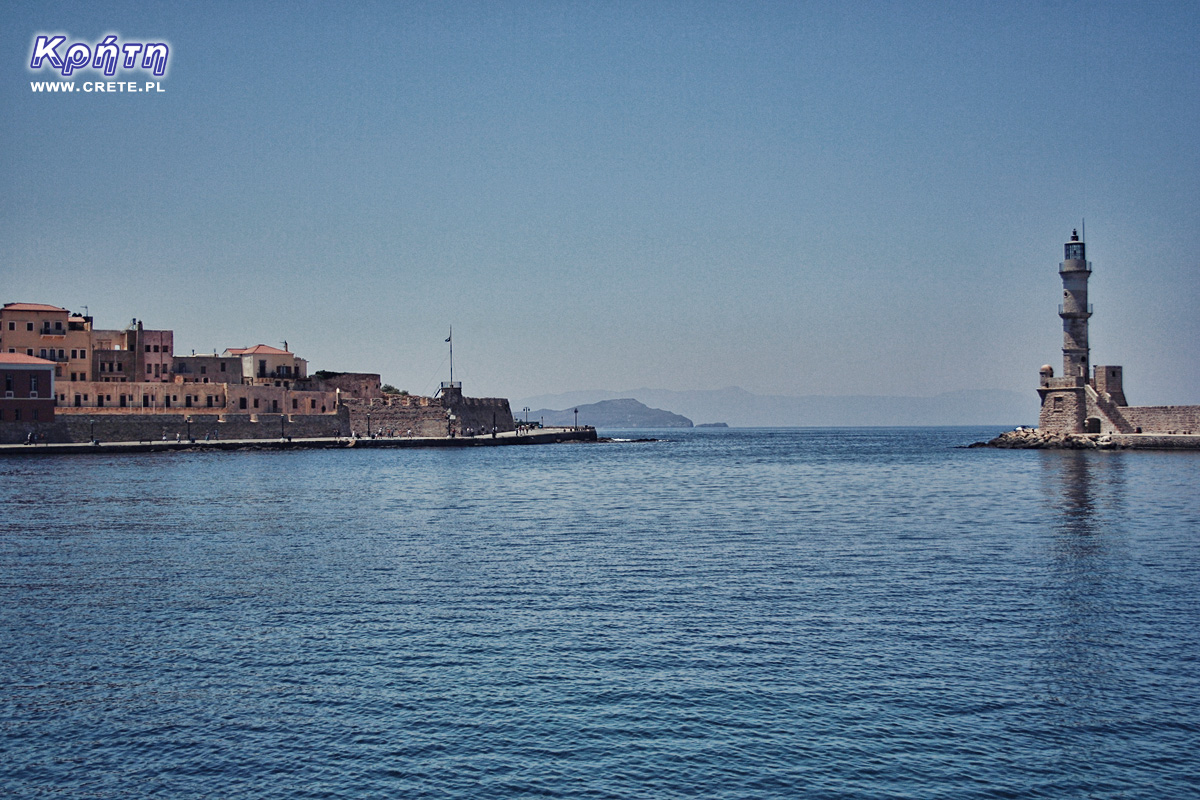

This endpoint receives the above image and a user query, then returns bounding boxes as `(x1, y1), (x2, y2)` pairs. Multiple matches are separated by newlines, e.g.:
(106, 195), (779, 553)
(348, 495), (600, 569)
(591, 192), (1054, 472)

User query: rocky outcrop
(972, 427), (1200, 450)
(972, 427), (1120, 449)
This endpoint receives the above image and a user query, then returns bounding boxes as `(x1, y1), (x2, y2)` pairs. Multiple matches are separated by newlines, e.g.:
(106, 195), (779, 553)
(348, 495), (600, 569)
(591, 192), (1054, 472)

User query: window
(153, 345), (159, 353)
(253, 398), (259, 409)
(4, 374), (11, 391)
(79, 349), (85, 359)
(147, 365), (152, 375)
(58, 350), (64, 359)
(206, 396), (214, 407)
(26, 323), (33, 331)
(200, 366), (207, 374)
(33, 409), (39, 420)
(40, 349), (47, 358)
(292, 398), (298, 409)
(30, 376), (38, 392)
(116, 363), (123, 372)
(26, 349), (32, 356)
(146, 345), (151, 353)
(1053, 396), (1064, 411)
(55, 321), (62, 331)
(71, 349), (77, 359)
(6, 322), (12, 330)
(220, 362), (226, 372)
(240, 397), (247, 410)
(14, 409), (20, 420)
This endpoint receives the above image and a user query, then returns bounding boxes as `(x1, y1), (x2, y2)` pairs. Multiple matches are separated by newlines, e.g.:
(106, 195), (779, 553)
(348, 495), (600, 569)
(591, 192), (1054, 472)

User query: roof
(2, 302), (70, 313)
(227, 344), (292, 356)
(0, 353), (57, 366)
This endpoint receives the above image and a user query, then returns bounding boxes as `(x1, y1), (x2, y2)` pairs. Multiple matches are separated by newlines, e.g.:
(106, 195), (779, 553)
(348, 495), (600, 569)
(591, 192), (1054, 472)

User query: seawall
(0, 427), (597, 456)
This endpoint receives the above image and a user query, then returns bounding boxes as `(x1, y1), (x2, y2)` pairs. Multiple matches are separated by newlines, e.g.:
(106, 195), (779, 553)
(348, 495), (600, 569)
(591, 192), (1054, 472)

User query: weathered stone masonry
(1036, 231), (1200, 436)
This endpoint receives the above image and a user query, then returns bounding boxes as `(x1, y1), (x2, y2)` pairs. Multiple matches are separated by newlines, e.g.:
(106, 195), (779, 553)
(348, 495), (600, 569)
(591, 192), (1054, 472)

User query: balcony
(39, 326), (67, 337)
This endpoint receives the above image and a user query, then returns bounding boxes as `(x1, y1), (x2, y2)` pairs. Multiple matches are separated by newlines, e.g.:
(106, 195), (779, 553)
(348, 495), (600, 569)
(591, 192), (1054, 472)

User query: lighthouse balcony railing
(1059, 261), (1093, 274)
(1059, 304), (1093, 315)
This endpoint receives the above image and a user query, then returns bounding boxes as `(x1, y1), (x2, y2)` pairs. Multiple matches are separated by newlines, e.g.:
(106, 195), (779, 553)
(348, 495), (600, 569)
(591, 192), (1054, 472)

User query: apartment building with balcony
(0, 303), (93, 381)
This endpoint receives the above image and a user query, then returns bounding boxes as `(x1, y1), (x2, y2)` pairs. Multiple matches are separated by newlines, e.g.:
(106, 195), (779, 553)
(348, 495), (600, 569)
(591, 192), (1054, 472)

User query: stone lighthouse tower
(1059, 229), (1091, 379)
(1037, 230), (1093, 434)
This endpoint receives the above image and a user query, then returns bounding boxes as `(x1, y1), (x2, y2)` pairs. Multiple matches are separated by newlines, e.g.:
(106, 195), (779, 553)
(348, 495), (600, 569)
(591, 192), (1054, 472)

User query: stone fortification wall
(0, 409), (350, 444)
(1119, 406), (1200, 435)
(1038, 386), (1086, 435)
(343, 396), (451, 437)
(306, 373), (382, 399)
(342, 394), (516, 437)
(447, 396), (515, 435)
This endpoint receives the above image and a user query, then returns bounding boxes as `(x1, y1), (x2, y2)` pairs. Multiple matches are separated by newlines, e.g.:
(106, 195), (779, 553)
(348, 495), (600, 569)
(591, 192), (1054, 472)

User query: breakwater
(973, 428), (1200, 450)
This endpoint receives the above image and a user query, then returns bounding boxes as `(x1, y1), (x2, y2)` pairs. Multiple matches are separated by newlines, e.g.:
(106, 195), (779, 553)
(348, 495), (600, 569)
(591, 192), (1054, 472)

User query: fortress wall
(1038, 389), (1086, 434)
(1, 409), (351, 444)
(307, 373), (382, 399)
(446, 397), (516, 435)
(0, 421), (70, 444)
(343, 396), (451, 437)
(1120, 406), (1200, 435)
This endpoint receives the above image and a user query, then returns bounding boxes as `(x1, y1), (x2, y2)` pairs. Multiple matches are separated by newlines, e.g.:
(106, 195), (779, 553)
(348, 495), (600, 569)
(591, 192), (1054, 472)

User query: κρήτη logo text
(29, 33), (170, 78)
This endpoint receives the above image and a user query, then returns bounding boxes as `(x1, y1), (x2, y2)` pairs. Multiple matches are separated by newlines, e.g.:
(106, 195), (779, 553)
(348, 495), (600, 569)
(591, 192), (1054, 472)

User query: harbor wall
(0, 408), (350, 444)
(342, 394), (516, 437)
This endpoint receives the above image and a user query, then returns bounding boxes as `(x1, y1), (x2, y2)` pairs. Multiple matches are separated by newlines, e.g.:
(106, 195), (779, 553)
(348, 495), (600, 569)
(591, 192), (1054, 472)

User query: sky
(3, 1), (1198, 406)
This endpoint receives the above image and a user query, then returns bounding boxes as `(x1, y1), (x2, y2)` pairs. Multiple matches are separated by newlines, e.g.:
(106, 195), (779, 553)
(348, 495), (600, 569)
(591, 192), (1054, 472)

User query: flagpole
(448, 326), (453, 385)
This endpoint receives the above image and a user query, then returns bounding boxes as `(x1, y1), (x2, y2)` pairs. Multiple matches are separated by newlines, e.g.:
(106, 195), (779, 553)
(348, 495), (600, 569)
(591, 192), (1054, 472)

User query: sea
(2, 427), (1198, 799)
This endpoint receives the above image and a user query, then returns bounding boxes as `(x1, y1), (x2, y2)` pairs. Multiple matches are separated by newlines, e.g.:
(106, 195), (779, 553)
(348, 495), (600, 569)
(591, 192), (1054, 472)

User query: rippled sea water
(2, 427), (1199, 799)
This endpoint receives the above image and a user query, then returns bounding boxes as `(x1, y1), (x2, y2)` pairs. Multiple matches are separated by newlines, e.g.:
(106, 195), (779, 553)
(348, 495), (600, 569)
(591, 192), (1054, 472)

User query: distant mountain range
(529, 398), (693, 428)
(516, 386), (1038, 428)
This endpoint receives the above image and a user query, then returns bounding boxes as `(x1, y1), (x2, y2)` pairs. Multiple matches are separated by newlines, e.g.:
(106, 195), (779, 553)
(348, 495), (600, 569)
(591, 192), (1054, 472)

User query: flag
(445, 335), (451, 342)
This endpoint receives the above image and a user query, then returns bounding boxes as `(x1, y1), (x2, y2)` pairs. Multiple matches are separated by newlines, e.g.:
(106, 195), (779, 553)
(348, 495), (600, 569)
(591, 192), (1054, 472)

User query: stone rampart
(343, 396), (450, 437)
(446, 396), (516, 435)
(0, 408), (350, 444)
(1119, 405), (1200, 435)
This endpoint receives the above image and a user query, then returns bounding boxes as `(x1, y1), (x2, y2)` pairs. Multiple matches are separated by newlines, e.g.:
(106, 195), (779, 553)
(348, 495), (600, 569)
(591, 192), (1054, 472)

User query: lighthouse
(1059, 229), (1091, 379)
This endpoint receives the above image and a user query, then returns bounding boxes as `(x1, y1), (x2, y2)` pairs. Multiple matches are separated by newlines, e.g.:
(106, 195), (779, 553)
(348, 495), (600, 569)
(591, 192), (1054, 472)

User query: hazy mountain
(516, 387), (1038, 428)
(529, 398), (693, 428)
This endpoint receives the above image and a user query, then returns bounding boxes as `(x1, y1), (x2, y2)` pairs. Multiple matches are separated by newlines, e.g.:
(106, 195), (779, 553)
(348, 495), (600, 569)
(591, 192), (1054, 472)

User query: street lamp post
(185, 416), (192, 442)
(574, 408), (578, 430)
(366, 412), (371, 439)
(89, 417), (95, 445)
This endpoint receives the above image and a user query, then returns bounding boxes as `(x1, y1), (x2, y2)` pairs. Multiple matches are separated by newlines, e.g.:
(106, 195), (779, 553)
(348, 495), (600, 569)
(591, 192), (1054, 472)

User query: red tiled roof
(2, 302), (70, 313)
(0, 353), (56, 365)
(229, 344), (291, 355)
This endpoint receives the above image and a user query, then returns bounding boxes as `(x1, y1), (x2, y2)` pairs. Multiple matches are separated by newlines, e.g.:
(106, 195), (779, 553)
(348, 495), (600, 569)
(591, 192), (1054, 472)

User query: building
(0, 303), (93, 381)
(1037, 231), (1200, 435)
(0, 353), (56, 424)
(91, 319), (174, 384)
(226, 344), (307, 387)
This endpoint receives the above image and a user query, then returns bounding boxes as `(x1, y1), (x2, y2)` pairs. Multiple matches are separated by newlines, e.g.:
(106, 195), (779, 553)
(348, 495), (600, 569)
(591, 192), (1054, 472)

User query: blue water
(2, 427), (1198, 799)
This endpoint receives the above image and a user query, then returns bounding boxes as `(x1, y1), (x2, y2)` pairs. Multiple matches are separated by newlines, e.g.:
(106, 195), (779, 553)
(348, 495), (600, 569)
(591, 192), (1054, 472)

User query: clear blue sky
(4, 1), (1198, 405)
